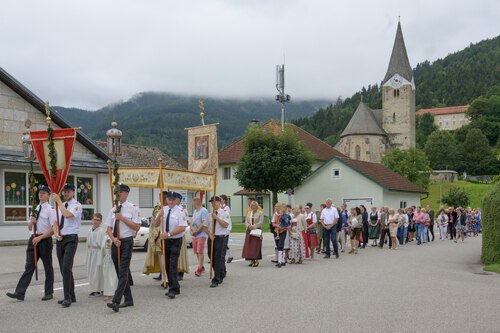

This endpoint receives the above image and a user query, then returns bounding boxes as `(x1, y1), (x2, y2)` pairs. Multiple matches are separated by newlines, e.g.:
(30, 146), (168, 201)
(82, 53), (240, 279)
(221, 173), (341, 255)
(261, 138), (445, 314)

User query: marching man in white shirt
(6, 186), (55, 301)
(52, 184), (82, 308)
(207, 196), (231, 288)
(155, 191), (187, 299)
(105, 184), (141, 312)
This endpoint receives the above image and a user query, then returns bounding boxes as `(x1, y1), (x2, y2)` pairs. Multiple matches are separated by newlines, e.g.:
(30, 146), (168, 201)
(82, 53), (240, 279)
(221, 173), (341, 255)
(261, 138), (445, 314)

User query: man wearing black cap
(6, 186), (56, 302)
(207, 196), (231, 288)
(52, 183), (82, 308)
(155, 191), (187, 299)
(105, 184), (141, 312)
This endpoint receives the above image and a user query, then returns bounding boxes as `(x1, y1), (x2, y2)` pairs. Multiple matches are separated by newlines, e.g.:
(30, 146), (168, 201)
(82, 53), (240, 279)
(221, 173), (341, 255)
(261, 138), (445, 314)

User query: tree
(416, 113), (438, 148)
(234, 124), (315, 206)
(460, 128), (499, 175)
(441, 186), (470, 208)
(381, 148), (432, 189)
(424, 130), (460, 170)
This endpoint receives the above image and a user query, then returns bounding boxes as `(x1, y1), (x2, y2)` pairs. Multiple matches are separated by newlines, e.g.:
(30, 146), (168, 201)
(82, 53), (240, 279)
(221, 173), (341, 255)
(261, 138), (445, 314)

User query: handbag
(290, 232), (299, 239)
(250, 229), (262, 238)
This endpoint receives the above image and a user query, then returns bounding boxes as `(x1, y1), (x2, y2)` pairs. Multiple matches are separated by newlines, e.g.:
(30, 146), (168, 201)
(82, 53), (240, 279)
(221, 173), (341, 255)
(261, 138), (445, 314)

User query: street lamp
(106, 121), (122, 157)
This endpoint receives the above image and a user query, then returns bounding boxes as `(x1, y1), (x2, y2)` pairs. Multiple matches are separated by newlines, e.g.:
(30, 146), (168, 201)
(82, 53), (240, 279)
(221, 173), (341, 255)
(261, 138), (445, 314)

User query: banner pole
(209, 168), (217, 279)
(158, 158), (167, 289)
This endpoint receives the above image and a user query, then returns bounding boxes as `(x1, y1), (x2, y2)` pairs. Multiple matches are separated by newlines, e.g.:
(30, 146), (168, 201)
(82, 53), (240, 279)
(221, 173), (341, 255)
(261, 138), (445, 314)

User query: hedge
(481, 182), (500, 265)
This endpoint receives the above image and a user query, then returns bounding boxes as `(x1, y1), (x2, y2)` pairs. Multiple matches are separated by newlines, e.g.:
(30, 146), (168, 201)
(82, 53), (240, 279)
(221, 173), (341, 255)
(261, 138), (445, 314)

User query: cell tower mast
(275, 64), (291, 131)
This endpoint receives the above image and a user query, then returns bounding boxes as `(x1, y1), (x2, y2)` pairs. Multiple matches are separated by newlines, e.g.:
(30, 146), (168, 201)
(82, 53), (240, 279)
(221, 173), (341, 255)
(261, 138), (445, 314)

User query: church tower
(382, 20), (415, 150)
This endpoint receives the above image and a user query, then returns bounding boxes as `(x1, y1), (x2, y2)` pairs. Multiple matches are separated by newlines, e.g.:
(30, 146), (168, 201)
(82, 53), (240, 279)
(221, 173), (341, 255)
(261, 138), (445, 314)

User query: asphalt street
(0, 232), (499, 333)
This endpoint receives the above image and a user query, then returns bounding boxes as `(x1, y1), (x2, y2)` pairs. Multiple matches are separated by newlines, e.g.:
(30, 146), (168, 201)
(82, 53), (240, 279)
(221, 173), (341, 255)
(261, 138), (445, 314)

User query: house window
(256, 196), (264, 208)
(332, 169), (340, 178)
(355, 145), (361, 160)
(223, 167), (231, 180)
(3, 171), (96, 222)
(139, 187), (154, 208)
(400, 201), (407, 209)
(365, 138), (370, 144)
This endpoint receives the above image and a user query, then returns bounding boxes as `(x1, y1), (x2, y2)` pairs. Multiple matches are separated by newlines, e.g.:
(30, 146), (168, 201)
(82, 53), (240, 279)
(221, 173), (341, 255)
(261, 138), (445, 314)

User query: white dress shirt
(205, 208), (231, 236)
(105, 201), (141, 239)
(30, 201), (56, 235)
(320, 207), (340, 225)
(222, 204), (232, 234)
(162, 205), (187, 239)
(58, 198), (82, 235)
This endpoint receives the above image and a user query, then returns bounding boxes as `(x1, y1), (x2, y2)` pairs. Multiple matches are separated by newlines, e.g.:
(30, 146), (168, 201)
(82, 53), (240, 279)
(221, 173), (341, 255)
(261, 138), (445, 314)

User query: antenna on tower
(275, 63), (291, 131)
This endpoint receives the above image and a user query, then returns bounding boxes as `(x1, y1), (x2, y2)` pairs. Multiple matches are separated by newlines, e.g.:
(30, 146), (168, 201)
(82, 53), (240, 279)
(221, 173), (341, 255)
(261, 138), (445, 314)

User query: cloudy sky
(1, 0), (499, 109)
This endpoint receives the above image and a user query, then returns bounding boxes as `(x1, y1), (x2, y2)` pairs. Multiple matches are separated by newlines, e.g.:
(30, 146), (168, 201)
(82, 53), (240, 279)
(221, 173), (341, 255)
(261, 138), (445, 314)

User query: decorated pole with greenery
(28, 164), (39, 280)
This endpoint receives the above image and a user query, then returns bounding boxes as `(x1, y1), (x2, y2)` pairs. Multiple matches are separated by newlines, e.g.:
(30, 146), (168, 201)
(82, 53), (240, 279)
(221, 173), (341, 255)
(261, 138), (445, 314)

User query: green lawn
(421, 180), (494, 212)
(231, 222), (271, 233)
(484, 263), (500, 274)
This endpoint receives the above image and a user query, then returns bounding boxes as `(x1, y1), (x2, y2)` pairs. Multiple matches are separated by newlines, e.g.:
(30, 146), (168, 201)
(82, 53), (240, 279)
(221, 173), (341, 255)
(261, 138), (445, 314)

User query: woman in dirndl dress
(242, 201), (264, 267)
(368, 206), (380, 246)
(289, 205), (307, 264)
(304, 203), (318, 258)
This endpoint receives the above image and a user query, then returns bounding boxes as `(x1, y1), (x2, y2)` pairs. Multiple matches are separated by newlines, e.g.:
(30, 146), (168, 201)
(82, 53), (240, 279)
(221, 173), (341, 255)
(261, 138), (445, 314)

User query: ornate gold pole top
(45, 100), (52, 127)
(198, 99), (205, 126)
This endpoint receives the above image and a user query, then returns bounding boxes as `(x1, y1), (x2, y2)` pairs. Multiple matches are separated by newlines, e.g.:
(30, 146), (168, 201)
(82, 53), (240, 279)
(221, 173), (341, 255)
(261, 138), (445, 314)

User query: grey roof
(340, 102), (386, 137)
(0, 66), (112, 162)
(383, 22), (413, 84)
(371, 109), (383, 127)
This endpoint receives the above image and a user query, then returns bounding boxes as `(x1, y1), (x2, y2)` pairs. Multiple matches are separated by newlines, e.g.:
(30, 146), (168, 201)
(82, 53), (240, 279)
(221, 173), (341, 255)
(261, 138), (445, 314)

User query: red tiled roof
(416, 105), (469, 116)
(219, 120), (345, 164)
(337, 156), (426, 193)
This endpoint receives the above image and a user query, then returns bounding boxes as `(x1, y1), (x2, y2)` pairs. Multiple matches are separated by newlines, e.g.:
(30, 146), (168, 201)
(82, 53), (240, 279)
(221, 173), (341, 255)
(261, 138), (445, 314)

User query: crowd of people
(241, 199), (483, 266)
(6, 185), (482, 312)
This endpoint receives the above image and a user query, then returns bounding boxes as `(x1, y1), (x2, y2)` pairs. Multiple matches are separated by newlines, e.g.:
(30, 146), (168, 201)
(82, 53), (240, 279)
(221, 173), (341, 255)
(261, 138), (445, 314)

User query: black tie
(113, 205), (122, 238)
(165, 208), (171, 233)
(36, 204), (42, 221)
(59, 202), (69, 230)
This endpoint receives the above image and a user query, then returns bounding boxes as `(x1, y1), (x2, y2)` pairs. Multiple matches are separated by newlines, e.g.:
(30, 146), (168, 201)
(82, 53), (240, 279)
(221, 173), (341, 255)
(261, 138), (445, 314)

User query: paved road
(0, 233), (499, 333)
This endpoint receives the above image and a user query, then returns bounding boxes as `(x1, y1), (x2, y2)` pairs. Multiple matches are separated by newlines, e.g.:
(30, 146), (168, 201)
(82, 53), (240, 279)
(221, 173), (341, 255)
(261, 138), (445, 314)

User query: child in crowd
(86, 213), (105, 297)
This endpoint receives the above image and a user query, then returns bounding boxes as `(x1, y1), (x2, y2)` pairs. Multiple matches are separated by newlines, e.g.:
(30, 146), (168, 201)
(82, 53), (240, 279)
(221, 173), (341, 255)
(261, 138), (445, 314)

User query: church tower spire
(381, 19), (416, 151)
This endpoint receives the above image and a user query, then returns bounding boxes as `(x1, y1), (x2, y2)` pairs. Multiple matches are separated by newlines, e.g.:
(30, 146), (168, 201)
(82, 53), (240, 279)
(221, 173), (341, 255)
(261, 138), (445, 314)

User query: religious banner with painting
(185, 123), (219, 173)
(30, 128), (77, 194)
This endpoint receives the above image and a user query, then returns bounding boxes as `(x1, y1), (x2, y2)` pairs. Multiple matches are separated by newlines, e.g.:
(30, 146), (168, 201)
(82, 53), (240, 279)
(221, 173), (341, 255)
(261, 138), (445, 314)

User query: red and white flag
(30, 128), (76, 194)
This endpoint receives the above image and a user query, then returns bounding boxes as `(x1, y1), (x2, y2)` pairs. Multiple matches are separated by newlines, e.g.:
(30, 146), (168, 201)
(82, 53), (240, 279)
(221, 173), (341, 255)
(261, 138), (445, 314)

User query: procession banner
(118, 167), (214, 191)
(118, 168), (161, 188)
(30, 128), (76, 193)
(162, 168), (214, 191)
(185, 124), (219, 173)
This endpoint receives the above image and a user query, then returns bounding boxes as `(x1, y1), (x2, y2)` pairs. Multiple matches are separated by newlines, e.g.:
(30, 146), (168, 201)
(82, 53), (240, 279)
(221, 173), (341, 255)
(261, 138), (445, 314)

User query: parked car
(133, 217), (192, 251)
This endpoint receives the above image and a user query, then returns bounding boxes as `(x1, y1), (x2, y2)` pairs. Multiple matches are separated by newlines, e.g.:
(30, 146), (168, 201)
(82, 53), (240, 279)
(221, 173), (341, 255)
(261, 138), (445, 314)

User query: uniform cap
(38, 185), (51, 194)
(63, 184), (76, 191)
(119, 184), (130, 192)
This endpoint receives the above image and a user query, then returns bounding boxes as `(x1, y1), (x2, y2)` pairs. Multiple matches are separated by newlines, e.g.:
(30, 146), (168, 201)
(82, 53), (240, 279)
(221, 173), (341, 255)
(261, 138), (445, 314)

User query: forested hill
(293, 35), (500, 146)
(55, 94), (331, 157)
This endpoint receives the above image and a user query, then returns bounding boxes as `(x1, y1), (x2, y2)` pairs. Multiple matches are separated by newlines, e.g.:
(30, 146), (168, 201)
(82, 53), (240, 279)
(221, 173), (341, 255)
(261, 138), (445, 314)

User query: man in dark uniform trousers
(155, 191), (187, 299)
(52, 184), (82, 308)
(207, 196), (231, 288)
(105, 184), (141, 312)
(6, 186), (55, 301)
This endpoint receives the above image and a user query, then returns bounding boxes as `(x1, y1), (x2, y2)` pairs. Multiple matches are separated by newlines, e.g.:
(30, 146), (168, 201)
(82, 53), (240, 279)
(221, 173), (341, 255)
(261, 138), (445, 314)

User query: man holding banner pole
(207, 196), (231, 288)
(52, 184), (82, 308)
(105, 184), (140, 312)
(156, 191), (187, 299)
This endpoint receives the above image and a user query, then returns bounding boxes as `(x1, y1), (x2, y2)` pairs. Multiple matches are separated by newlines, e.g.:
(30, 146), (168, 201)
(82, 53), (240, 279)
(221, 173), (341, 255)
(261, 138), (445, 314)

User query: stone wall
(0, 81), (99, 161)
(382, 84), (415, 150)
(337, 134), (386, 163)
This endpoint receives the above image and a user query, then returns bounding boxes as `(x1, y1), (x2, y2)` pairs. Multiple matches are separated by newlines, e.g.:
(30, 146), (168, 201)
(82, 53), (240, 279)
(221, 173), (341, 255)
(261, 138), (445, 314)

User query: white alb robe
(98, 235), (118, 296)
(86, 226), (105, 293)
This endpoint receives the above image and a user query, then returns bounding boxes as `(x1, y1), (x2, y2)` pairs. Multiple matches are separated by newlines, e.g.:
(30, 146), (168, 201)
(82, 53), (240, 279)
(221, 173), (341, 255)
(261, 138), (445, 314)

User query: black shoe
(41, 294), (53, 301)
(226, 257), (233, 264)
(275, 263), (282, 268)
(88, 292), (101, 297)
(166, 291), (176, 299)
(271, 260), (278, 263)
(210, 282), (218, 288)
(6, 292), (24, 301)
(61, 299), (72, 308)
(153, 274), (162, 281)
(177, 273), (184, 281)
(119, 301), (134, 308)
(107, 302), (119, 312)
(58, 298), (76, 304)
(323, 255), (330, 259)
(335, 254), (339, 259)
(160, 283), (168, 289)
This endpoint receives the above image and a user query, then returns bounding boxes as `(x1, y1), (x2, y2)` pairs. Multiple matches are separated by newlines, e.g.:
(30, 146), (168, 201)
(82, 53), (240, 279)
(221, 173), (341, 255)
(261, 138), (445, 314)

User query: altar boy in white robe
(99, 234), (118, 302)
(86, 213), (105, 297)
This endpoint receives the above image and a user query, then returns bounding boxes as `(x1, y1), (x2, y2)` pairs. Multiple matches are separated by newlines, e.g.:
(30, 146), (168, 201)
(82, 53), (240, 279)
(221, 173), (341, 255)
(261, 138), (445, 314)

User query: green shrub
(482, 183), (500, 265)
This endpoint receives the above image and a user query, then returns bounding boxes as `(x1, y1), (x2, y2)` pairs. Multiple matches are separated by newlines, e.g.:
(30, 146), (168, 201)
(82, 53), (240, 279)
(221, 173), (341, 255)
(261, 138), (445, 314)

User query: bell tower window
(393, 89), (400, 97)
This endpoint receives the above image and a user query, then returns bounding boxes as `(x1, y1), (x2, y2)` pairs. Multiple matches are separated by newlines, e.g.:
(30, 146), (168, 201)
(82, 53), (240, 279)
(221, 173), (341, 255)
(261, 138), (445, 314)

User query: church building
(337, 21), (416, 163)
